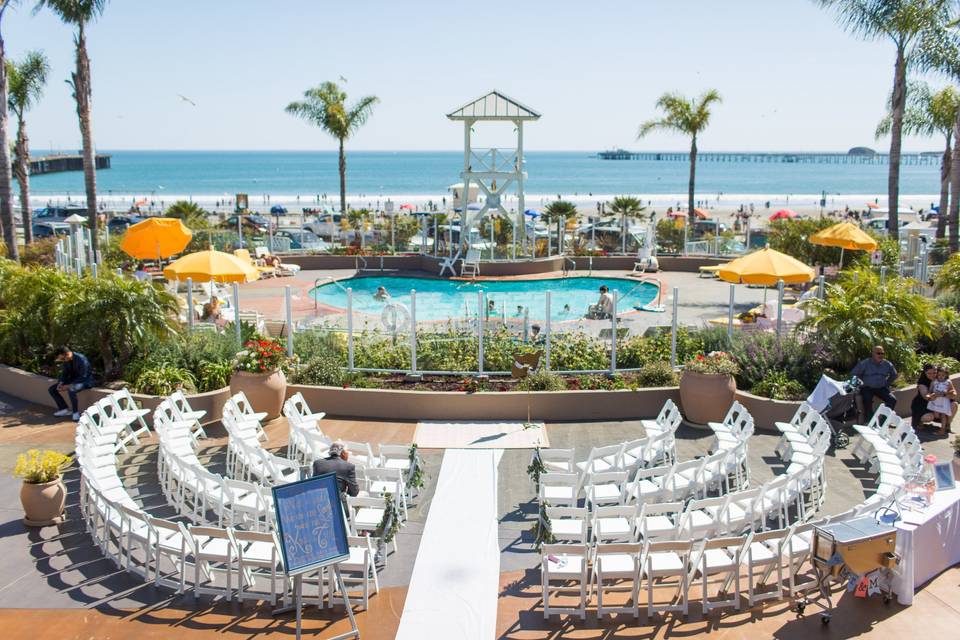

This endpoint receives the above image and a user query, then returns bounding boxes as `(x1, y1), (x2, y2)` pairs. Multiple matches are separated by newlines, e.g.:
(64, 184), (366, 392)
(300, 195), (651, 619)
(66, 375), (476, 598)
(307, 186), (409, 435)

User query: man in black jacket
(312, 441), (359, 497)
(48, 346), (94, 421)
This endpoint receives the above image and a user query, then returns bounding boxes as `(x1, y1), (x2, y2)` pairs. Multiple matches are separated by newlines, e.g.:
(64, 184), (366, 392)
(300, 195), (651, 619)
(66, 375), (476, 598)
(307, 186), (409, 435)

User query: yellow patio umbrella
(809, 221), (878, 267)
(717, 247), (815, 286)
(120, 217), (193, 260)
(162, 249), (259, 283)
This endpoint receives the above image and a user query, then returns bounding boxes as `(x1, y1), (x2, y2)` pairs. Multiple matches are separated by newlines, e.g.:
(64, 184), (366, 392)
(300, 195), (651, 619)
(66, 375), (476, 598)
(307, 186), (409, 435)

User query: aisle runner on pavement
(414, 421), (547, 449)
(395, 449), (503, 640)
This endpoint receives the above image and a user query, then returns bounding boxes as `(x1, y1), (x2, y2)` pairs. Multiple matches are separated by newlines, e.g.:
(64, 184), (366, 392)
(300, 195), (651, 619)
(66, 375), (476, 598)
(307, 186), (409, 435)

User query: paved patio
(0, 390), (956, 638)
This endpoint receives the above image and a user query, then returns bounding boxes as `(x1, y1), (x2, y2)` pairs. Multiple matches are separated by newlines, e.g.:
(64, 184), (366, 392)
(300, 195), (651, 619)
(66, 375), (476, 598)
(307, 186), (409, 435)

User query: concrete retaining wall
(0, 365), (230, 425)
(284, 254), (727, 276)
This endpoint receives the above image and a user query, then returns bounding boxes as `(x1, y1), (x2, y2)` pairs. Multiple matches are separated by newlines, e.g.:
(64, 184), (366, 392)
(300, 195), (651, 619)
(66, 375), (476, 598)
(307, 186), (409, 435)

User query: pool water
(311, 276), (659, 322)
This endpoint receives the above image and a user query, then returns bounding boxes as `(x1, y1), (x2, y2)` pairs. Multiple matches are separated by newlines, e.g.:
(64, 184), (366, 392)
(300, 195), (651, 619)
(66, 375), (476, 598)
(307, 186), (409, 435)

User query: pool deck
(230, 268), (770, 335)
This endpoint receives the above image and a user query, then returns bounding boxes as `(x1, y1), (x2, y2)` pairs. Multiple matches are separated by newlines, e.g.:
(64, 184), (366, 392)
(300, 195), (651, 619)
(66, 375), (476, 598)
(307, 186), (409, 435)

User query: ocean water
(28, 150), (942, 200)
(312, 275), (660, 322)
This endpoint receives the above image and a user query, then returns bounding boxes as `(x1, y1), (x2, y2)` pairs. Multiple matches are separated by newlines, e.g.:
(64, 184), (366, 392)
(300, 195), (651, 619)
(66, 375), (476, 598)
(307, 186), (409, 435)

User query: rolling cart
(797, 516), (900, 623)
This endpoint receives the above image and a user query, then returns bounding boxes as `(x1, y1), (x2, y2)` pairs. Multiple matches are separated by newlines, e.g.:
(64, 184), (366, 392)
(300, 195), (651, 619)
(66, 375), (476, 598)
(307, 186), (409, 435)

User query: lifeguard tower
(447, 91), (540, 260)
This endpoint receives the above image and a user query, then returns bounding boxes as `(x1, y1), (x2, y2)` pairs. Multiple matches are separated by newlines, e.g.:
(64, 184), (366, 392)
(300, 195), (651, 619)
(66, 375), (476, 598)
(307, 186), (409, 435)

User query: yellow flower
(14, 449), (72, 484)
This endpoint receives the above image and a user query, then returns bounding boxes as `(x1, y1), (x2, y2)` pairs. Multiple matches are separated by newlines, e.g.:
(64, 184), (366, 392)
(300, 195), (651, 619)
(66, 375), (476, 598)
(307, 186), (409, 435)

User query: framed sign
(934, 462), (956, 491)
(273, 473), (350, 575)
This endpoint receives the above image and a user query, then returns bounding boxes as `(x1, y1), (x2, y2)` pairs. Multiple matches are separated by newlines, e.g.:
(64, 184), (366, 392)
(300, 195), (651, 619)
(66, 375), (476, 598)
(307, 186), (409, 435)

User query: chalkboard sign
(273, 473), (350, 575)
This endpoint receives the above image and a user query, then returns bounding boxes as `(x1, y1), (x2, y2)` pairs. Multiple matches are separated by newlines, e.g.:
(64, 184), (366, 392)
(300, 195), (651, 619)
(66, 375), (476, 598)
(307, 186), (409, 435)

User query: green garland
(531, 500), (556, 550)
(375, 492), (401, 545)
(526, 447), (547, 491)
(408, 443), (426, 491)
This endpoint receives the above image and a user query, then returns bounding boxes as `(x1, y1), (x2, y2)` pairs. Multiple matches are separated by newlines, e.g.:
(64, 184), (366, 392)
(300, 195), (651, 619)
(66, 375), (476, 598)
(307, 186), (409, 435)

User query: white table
(892, 483), (960, 605)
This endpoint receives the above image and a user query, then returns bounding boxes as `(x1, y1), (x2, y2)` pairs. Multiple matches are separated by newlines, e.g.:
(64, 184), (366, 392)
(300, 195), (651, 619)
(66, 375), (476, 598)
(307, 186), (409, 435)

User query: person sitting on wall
(48, 346), (94, 422)
(851, 345), (898, 420)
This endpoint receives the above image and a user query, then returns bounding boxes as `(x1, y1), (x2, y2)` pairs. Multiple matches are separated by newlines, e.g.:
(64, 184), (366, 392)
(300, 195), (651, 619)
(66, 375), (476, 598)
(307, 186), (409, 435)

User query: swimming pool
(311, 276), (660, 322)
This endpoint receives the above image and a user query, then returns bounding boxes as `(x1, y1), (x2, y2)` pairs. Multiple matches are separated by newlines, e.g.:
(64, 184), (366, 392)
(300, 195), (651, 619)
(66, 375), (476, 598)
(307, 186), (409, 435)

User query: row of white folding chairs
(640, 398), (683, 438)
(80, 390), (151, 453)
(774, 408), (833, 465)
(850, 404), (903, 465)
(707, 400), (755, 456)
(542, 522), (817, 621)
(546, 453), (823, 549)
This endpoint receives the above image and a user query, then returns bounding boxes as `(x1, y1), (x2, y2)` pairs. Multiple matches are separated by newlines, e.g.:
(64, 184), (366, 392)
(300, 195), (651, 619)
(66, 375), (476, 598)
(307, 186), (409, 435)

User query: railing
(562, 256), (576, 276)
(313, 277), (348, 311)
(468, 148), (519, 174)
(355, 255), (368, 272)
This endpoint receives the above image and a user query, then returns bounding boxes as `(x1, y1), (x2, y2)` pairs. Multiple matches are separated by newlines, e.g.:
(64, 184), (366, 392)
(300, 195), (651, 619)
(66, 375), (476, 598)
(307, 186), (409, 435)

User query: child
(927, 367), (955, 435)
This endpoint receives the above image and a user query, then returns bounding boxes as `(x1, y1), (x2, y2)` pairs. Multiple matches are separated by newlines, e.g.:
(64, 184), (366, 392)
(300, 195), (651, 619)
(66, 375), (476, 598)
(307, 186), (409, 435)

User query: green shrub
(548, 332), (607, 371)
(728, 332), (829, 392)
(517, 370), (567, 391)
(912, 353), (960, 380)
(133, 364), (196, 395)
(934, 252), (960, 293)
(750, 370), (807, 400)
(800, 268), (935, 373)
(293, 327), (346, 363)
(196, 359), (232, 392)
(293, 354), (346, 387)
(618, 327), (703, 369)
(636, 361), (677, 387)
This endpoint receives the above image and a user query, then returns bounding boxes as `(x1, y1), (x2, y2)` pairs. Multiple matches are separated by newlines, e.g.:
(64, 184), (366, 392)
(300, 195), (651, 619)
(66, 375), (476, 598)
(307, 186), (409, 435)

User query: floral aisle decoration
(407, 444), (426, 492)
(531, 500), (555, 550)
(526, 447), (547, 491)
(375, 493), (402, 545)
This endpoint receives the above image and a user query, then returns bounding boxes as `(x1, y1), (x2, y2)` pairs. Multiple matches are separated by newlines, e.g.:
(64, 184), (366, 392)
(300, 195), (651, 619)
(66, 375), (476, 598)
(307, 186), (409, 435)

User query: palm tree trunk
(688, 136), (697, 226)
(887, 44), (907, 239)
(0, 27), (18, 262)
(338, 137), (347, 214)
(938, 135), (950, 240)
(951, 109), (960, 254)
(74, 23), (99, 260)
(14, 115), (32, 245)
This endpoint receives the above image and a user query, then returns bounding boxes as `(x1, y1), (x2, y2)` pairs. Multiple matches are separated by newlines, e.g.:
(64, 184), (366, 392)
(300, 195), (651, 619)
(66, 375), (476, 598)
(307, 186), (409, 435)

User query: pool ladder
(314, 276), (349, 311)
(562, 256), (577, 277)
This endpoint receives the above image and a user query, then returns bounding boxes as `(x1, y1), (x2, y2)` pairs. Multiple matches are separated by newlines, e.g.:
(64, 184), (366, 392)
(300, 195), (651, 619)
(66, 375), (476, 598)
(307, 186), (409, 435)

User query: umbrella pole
(839, 247), (844, 270)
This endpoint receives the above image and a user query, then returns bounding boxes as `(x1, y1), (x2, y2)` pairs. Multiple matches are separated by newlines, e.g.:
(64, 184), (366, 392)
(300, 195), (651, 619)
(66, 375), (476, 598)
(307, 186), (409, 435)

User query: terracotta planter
(230, 369), (287, 420)
(20, 478), (67, 526)
(679, 370), (737, 426)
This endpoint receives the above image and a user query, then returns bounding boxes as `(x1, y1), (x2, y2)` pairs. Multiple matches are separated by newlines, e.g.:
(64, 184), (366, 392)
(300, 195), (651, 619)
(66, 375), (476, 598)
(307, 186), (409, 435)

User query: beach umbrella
(769, 209), (798, 221)
(399, 203), (414, 210)
(809, 221), (878, 267)
(717, 247), (815, 286)
(668, 208), (708, 219)
(120, 217), (192, 261)
(162, 249), (259, 283)
(524, 209), (539, 218)
(865, 202), (879, 210)
(270, 205), (287, 215)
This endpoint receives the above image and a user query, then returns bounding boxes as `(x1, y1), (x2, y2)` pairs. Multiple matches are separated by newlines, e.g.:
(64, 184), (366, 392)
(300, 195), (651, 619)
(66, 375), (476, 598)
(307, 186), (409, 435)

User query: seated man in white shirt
(587, 285), (615, 319)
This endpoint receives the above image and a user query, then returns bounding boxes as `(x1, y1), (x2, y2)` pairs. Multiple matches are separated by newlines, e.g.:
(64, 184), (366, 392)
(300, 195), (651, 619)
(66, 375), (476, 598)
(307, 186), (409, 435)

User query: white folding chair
(695, 535), (747, 613)
(187, 526), (237, 601)
(594, 542), (642, 619)
(231, 529), (286, 605)
(584, 471), (629, 510)
(636, 501), (684, 541)
(641, 539), (692, 619)
(539, 473), (580, 508)
(545, 506), (588, 544)
(329, 535), (380, 610)
(591, 504), (638, 543)
(542, 543), (589, 620)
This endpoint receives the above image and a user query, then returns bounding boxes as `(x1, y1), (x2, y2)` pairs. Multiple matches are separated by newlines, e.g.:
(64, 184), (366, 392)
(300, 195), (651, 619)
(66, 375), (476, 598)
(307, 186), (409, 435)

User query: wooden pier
(29, 154), (111, 175)
(597, 149), (939, 166)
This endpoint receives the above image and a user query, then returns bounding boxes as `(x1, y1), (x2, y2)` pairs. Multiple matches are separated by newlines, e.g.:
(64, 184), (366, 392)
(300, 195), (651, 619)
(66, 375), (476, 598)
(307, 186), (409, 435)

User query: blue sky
(5, 0), (950, 152)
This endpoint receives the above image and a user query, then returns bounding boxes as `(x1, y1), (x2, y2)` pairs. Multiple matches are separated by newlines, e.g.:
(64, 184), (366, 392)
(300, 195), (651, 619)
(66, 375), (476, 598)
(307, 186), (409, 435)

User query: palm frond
(34, 0), (108, 24)
(7, 50), (50, 114)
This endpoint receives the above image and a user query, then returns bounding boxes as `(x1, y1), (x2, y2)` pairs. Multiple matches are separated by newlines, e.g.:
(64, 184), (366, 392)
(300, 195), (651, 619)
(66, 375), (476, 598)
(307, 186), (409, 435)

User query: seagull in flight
(177, 94), (197, 106)
(339, 75), (348, 84)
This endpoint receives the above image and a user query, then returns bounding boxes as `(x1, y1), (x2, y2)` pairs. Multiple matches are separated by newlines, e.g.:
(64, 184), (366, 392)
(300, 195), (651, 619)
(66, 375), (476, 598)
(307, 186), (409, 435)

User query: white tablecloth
(892, 484), (960, 605)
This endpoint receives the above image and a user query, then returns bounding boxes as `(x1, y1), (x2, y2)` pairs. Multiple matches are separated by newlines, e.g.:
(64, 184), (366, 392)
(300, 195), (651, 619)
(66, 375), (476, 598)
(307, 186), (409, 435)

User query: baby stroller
(806, 375), (862, 449)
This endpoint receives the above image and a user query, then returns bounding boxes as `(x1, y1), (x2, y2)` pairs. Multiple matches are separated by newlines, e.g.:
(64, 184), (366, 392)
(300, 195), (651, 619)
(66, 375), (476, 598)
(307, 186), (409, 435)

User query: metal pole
(523, 306), (529, 343)
(880, 265), (887, 286)
(410, 290), (417, 374)
(186, 277), (194, 331)
(727, 283), (735, 338)
(818, 274), (825, 299)
(477, 291), (484, 375)
(610, 291), (618, 375)
(670, 287), (679, 368)
(90, 262), (98, 279)
(285, 285), (294, 358)
(545, 291), (552, 371)
(232, 282), (242, 345)
(347, 288), (354, 371)
(776, 279), (784, 337)
(433, 217), (438, 257)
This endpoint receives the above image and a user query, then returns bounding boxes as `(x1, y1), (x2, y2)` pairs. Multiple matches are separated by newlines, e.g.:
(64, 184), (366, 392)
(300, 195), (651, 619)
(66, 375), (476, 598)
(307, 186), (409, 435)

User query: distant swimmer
(373, 286), (390, 301)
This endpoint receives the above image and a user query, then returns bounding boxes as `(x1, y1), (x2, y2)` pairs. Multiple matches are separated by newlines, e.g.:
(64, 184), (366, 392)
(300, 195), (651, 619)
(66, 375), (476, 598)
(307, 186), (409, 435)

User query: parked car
(107, 215), (145, 233)
(32, 221), (72, 239)
(271, 228), (329, 251)
(223, 214), (271, 233)
(32, 205), (87, 223)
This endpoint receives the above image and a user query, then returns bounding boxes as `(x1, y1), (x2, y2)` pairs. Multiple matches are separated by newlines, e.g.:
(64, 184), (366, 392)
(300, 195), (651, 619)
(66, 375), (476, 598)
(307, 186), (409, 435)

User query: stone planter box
(0, 364), (230, 426)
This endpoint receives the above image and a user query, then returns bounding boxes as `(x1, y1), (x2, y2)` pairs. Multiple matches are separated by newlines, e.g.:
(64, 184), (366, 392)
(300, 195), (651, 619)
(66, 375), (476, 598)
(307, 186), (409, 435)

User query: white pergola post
(517, 119), (525, 257)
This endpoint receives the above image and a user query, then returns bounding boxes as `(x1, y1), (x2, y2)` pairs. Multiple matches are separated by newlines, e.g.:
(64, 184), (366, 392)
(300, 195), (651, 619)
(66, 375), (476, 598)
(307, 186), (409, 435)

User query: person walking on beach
(48, 346), (94, 421)
(852, 346), (898, 419)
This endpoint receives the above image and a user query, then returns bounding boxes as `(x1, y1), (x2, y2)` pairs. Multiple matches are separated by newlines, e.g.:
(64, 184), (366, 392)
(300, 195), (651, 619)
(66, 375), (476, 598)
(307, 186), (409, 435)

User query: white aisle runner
(395, 448), (502, 640)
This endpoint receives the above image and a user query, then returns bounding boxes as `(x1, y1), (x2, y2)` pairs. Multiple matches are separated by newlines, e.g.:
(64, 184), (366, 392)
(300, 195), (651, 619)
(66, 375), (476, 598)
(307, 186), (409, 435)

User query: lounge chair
(233, 249), (276, 278)
(698, 265), (720, 278)
(255, 246), (301, 277)
(438, 250), (461, 277)
(461, 249), (481, 277)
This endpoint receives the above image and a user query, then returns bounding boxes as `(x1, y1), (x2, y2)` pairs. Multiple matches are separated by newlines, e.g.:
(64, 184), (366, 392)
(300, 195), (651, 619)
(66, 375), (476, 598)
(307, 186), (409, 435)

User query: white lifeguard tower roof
(447, 90), (541, 121)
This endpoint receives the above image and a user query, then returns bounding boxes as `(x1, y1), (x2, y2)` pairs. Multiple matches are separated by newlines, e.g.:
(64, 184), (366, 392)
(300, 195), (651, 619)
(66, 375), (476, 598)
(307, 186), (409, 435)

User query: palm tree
(541, 200), (578, 255)
(35, 0), (107, 260)
(638, 90), (721, 226)
(285, 81), (379, 216)
(8, 50), (49, 246)
(877, 82), (960, 239)
(0, 0), (20, 262)
(608, 195), (646, 253)
(817, 0), (955, 238)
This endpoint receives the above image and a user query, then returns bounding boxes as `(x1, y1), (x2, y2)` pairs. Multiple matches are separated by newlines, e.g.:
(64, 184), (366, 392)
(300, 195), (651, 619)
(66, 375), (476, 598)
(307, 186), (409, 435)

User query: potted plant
(230, 338), (290, 420)
(679, 351), (739, 426)
(14, 449), (71, 526)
